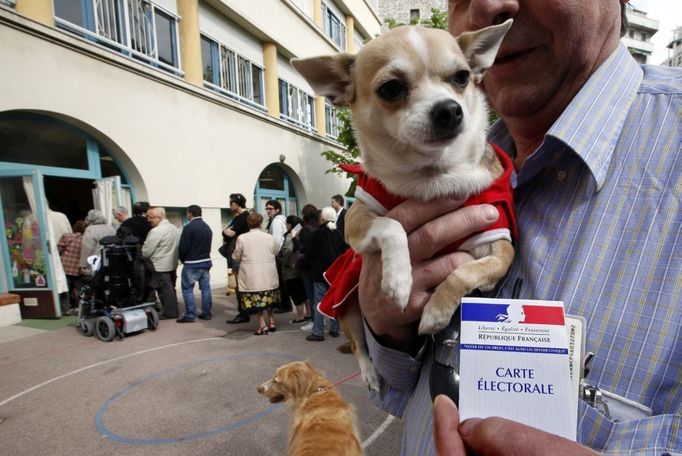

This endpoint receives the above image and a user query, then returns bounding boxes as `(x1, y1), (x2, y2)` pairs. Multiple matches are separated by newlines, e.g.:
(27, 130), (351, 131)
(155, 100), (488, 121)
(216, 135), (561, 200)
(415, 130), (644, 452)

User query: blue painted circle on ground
(95, 351), (303, 445)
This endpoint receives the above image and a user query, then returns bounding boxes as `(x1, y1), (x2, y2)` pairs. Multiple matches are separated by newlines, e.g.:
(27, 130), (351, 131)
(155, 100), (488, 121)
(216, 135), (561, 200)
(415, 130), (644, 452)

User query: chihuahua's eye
(377, 79), (408, 102)
(449, 70), (470, 88)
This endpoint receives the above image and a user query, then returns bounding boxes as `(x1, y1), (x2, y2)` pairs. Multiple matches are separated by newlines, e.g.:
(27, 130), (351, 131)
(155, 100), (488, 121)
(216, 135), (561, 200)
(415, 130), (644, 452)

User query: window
(322, 2), (346, 50)
(200, 34), (265, 110)
(410, 9), (420, 22)
(325, 102), (342, 139)
(278, 79), (315, 131)
(0, 118), (89, 169)
(53, 0), (181, 76)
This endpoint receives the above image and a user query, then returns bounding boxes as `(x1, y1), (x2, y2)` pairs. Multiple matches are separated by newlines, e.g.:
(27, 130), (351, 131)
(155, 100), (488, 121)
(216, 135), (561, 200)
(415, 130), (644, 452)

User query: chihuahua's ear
(457, 19), (512, 80)
(291, 54), (356, 106)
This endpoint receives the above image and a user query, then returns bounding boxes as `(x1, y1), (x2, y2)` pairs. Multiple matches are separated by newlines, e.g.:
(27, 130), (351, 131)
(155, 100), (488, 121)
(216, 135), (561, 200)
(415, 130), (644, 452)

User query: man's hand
(433, 394), (598, 456)
(223, 228), (236, 238)
(358, 199), (500, 351)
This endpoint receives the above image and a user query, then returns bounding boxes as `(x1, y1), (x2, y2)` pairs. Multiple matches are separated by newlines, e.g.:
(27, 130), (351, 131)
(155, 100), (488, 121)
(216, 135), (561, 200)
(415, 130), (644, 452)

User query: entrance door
(0, 169), (60, 318)
(93, 176), (130, 225)
(255, 165), (298, 217)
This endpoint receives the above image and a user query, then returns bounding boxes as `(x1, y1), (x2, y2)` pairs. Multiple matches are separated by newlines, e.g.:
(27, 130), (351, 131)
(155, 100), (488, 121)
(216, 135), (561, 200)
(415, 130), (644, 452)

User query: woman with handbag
(222, 193), (251, 324)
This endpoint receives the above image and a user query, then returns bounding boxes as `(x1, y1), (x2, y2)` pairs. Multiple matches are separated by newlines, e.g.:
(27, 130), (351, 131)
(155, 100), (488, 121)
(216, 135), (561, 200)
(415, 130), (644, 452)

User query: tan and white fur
(292, 21), (514, 390)
(257, 361), (363, 456)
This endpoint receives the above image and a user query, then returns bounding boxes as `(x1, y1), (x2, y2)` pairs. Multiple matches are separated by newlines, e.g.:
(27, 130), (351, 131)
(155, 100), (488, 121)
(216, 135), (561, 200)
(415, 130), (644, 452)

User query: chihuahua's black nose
(431, 100), (463, 134)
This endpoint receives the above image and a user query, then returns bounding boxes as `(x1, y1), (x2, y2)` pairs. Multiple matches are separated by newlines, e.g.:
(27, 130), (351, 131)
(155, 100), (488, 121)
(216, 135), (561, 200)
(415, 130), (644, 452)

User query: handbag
(219, 237), (236, 259)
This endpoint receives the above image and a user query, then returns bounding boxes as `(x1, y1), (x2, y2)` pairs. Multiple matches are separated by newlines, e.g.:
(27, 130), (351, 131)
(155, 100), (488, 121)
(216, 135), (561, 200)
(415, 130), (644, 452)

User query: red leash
(332, 371), (361, 388)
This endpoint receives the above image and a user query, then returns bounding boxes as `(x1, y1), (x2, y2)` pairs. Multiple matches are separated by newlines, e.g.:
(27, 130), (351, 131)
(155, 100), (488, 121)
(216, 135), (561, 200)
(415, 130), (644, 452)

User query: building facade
(663, 26), (682, 67)
(377, 0), (445, 30)
(621, 7), (659, 64)
(0, 0), (381, 317)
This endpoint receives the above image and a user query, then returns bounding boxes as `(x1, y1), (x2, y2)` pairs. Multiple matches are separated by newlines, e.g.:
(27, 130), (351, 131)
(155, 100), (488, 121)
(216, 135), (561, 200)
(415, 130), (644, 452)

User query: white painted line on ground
(362, 415), (396, 449)
(0, 337), (223, 408)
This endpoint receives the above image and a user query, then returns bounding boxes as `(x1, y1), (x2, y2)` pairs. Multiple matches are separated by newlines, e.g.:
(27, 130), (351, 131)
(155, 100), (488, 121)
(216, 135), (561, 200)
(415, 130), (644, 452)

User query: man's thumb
(433, 395), (466, 455)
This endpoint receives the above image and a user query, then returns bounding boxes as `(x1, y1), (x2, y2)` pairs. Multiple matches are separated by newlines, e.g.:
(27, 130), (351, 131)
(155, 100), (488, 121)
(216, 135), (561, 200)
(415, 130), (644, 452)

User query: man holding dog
(358, 1), (681, 455)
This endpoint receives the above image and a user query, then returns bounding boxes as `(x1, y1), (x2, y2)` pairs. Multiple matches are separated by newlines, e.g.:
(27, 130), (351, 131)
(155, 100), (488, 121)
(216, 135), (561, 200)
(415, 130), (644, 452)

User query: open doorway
(44, 176), (94, 226)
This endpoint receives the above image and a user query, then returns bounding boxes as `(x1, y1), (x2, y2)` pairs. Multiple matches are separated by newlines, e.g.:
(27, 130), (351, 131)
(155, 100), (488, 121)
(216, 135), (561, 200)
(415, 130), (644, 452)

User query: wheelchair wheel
(78, 319), (95, 337)
(95, 316), (116, 342)
(147, 307), (159, 330)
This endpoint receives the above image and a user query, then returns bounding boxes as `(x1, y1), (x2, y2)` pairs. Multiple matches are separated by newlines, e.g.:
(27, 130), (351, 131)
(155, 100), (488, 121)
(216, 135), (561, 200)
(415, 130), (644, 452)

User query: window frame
(53, 0), (182, 76)
(200, 32), (266, 112)
(278, 78), (316, 131)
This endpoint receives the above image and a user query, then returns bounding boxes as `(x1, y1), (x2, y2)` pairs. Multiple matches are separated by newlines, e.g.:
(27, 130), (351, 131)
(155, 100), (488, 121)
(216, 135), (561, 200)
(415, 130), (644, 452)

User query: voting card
(458, 297), (576, 441)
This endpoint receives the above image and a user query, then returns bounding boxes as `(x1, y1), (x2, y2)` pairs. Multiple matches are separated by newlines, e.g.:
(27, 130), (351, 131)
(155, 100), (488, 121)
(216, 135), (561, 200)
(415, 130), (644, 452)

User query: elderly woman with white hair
(297, 206), (347, 342)
(79, 209), (116, 275)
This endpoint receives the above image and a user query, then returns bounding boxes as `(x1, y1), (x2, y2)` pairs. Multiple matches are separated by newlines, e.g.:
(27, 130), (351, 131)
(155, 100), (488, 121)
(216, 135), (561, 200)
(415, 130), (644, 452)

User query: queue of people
(221, 195), (351, 343)
(55, 202), (213, 323)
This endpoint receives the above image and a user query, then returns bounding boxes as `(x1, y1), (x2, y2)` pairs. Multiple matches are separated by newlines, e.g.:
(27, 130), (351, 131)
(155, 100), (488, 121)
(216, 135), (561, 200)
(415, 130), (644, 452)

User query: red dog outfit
(318, 143), (518, 319)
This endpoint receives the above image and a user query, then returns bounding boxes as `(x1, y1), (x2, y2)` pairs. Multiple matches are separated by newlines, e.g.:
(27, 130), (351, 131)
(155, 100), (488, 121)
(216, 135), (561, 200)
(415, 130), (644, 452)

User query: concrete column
(345, 15), (355, 53)
(262, 42), (280, 118)
(176, 0), (203, 87)
(16, 0), (55, 27)
(315, 97), (326, 137)
(312, 0), (322, 27)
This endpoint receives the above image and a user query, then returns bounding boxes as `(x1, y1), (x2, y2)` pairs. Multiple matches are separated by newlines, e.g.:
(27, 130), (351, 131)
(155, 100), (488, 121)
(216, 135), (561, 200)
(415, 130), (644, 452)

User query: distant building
(621, 8), (660, 64)
(663, 26), (682, 67)
(377, 0), (446, 30)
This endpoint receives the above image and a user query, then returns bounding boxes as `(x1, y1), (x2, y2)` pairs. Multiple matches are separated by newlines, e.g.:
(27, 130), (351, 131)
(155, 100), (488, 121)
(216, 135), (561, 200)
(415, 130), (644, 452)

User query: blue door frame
(0, 169), (59, 315)
(254, 165), (299, 216)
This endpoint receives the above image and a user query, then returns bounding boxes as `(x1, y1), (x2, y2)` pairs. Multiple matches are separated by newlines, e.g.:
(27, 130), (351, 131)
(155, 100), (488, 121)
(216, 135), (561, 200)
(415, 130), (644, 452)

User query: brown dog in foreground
(257, 361), (363, 456)
(292, 22), (515, 390)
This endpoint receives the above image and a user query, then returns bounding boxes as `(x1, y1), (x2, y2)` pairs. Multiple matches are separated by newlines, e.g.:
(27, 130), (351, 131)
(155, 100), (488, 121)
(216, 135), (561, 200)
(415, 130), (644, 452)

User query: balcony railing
(0, 0), (15, 8)
(55, 0), (182, 77)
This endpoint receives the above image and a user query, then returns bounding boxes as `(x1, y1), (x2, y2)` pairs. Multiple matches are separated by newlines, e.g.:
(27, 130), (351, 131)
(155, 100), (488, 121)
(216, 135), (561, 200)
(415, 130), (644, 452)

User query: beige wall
(0, 12), (352, 286)
(205, 0), (380, 58)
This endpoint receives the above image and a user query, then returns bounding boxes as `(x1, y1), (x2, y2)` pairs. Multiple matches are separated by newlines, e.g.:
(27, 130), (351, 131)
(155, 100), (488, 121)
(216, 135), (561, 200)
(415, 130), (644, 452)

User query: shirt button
(557, 171), (568, 181)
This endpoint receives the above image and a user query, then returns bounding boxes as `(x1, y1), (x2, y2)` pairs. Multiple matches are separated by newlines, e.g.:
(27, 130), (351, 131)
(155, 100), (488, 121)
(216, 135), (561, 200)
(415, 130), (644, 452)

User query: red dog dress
(318, 143), (518, 319)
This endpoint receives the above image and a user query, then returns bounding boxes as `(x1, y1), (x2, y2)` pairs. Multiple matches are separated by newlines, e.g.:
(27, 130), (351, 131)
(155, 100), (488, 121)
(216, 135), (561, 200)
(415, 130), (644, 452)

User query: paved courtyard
(0, 288), (404, 455)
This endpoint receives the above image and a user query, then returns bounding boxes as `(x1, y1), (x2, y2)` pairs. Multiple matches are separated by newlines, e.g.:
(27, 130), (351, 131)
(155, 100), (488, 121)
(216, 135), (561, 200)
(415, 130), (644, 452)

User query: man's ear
(291, 54), (356, 106)
(457, 19), (512, 81)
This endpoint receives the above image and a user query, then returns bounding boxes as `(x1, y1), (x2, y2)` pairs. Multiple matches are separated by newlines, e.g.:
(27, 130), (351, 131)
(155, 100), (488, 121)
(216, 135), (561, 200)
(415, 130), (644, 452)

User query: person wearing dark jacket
(177, 205), (213, 322)
(224, 193), (252, 324)
(117, 201), (151, 243)
(298, 206), (346, 341)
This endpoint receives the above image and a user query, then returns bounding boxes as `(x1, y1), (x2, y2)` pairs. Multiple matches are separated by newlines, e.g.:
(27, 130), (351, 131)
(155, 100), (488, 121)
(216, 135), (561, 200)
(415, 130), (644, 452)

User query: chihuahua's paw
(361, 363), (381, 392)
(418, 309), (451, 335)
(418, 296), (456, 335)
(381, 265), (412, 310)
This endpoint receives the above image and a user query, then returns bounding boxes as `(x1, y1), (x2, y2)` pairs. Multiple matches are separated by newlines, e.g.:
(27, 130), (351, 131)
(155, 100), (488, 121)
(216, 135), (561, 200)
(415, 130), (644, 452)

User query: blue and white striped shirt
(365, 44), (682, 455)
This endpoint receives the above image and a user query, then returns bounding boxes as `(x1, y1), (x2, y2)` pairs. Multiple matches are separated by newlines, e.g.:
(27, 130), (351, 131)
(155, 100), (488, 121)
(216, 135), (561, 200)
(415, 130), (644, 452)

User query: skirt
(238, 288), (281, 314)
(285, 278), (307, 305)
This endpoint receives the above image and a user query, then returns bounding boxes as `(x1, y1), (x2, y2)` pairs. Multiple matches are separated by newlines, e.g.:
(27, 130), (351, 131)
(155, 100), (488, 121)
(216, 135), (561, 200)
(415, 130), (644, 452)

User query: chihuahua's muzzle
(431, 99), (463, 141)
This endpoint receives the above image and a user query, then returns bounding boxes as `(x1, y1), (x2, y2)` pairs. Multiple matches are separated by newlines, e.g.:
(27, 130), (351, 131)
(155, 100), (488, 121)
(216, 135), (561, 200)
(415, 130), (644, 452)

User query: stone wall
(378, 0), (447, 29)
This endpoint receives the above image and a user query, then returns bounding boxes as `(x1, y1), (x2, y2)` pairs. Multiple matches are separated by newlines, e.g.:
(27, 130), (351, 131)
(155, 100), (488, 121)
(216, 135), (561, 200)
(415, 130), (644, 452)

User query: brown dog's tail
(336, 341), (353, 354)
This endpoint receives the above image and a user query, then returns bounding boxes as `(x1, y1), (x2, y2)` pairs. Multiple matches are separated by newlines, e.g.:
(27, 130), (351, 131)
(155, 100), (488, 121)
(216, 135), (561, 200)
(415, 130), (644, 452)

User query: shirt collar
(489, 44), (643, 191)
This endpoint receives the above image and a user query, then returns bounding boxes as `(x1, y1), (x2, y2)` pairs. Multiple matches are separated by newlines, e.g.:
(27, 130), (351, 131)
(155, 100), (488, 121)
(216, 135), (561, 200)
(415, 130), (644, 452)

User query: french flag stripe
(461, 303), (565, 326)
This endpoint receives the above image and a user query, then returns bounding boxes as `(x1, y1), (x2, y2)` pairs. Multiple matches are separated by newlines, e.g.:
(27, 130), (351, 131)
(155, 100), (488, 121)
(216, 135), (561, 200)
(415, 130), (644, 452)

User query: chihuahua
(292, 21), (515, 390)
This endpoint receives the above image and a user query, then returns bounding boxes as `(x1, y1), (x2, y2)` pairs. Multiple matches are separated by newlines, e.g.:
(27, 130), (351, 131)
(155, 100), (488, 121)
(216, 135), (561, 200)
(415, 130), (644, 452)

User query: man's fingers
(433, 395), (466, 456)
(387, 199), (465, 234)
(408, 204), (500, 262)
(459, 417), (598, 456)
(412, 251), (475, 291)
